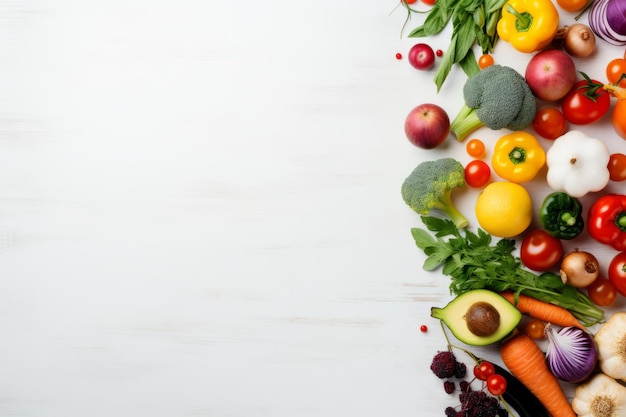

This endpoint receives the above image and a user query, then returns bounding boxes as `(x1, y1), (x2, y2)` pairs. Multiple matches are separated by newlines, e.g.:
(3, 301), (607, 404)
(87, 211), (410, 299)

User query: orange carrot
(500, 334), (576, 417)
(500, 291), (586, 330)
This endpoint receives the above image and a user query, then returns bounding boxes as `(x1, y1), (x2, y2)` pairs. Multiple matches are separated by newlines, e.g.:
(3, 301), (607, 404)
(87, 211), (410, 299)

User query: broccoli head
(449, 65), (536, 142)
(401, 158), (468, 228)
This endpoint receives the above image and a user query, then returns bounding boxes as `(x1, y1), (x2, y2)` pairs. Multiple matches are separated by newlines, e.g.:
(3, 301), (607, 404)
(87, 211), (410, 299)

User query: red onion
(545, 324), (597, 383)
(607, 0), (626, 35)
(589, 0), (626, 45)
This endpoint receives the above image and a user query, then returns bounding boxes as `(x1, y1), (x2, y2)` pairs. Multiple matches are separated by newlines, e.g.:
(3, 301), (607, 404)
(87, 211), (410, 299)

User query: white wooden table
(0, 1), (623, 416)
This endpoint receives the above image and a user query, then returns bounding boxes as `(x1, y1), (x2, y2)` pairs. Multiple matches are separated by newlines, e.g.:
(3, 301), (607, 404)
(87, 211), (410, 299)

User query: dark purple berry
(459, 380), (470, 392)
(444, 380), (455, 394)
(430, 351), (457, 378)
(455, 362), (467, 378)
(445, 406), (457, 417)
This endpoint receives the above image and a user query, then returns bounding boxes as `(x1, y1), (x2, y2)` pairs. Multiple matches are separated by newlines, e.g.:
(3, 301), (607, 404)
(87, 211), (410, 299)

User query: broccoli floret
(401, 158), (468, 228)
(450, 65), (536, 142)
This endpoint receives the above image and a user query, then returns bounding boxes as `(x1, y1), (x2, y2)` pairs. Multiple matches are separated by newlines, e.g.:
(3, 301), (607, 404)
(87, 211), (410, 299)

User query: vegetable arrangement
(393, 0), (626, 413)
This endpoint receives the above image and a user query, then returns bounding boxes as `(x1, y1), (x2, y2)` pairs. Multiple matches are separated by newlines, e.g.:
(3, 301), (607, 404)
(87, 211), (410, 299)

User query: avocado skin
(431, 289), (522, 346)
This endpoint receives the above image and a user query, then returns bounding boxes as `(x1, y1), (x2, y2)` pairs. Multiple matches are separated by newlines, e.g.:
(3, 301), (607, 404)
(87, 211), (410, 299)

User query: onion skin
(560, 250), (599, 288)
(563, 24), (596, 58)
(545, 324), (597, 383)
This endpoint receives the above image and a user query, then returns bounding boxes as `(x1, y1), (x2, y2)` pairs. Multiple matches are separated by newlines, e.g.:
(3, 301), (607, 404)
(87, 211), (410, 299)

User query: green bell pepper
(539, 192), (584, 240)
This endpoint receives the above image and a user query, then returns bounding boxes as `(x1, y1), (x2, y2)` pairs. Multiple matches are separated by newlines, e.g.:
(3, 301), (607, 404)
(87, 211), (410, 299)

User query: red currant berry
(395, 52), (402, 60)
(436, 49), (443, 57)
(420, 325), (428, 332)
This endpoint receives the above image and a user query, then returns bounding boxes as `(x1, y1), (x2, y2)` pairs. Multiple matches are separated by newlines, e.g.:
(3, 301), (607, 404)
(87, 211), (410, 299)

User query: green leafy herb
(411, 216), (604, 327)
(403, 0), (504, 91)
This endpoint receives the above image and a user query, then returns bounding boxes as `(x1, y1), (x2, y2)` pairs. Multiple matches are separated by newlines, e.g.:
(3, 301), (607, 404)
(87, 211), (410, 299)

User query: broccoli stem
(435, 193), (469, 229)
(449, 104), (484, 142)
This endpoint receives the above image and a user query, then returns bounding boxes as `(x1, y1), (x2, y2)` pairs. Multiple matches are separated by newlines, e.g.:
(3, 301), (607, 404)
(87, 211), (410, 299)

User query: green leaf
(473, 5), (485, 27)
(433, 36), (456, 92)
(411, 227), (436, 250)
(407, 26), (427, 38)
(420, 216), (457, 236)
(423, 255), (444, 271)
(453, 18), (477, 63)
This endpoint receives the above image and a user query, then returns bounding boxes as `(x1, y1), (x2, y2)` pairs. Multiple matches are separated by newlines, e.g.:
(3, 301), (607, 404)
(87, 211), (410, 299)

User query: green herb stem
(411, 216), (604, 327)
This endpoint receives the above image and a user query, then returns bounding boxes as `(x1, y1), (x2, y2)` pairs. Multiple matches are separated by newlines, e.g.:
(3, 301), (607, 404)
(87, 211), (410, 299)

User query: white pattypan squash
(546, 130), (610, 198)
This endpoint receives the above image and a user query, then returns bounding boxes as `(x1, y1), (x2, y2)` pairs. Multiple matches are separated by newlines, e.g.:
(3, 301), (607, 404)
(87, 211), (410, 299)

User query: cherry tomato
(474, 361), (495, 381)
(608, 251), (626, 297)
(524, 319), (546, 340)
(466, 138), (485, 158)
(520, 230), (564, 272)
(478, 54), (494, 69)
(561, 79), (611, 125)
(421, 0), (437, 4)
(612, 99), (626, 139)
(609, 153), (626, 181)
(556, 0), (587, 11)
(587, 277), (618, 307)
(606, 58), (626, 88)
(486, 374), (507, 396)
(532, 108), (567, 139)
(464, 160), (491, 188)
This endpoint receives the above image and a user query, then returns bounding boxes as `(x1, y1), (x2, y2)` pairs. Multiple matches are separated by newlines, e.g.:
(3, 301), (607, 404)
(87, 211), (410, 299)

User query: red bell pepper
(588, 194), (626, 251)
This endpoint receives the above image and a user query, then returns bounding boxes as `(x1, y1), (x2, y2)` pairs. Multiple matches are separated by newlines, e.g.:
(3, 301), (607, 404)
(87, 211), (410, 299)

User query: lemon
(475, 182), (532, 238)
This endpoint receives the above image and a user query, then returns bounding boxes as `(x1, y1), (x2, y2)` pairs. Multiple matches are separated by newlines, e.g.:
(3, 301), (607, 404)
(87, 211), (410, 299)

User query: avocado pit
(466, 301), (501, 337)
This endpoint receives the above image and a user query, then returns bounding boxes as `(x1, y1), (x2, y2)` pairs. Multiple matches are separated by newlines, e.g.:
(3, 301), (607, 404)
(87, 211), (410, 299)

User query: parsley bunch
(411, 216), (604, 327)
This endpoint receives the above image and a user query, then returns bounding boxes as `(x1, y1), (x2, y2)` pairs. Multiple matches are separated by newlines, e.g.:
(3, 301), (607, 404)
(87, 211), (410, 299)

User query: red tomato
(532, 108), (567, 139)
(487, 374), (507, 396)
(520, 230), (564, 271)
(609, 251), (626, 297)
(466, 138), (485, 158)
(561, 79), (611, 125)
(612, 99), (626, 139)
(473, 361), (495, 381)
(606, 58), (626, 88)
(464, 160), (491, 188)
(421, 0), (437, 4)
(587, 277), (618, 307)
(609, 153), (626, 181)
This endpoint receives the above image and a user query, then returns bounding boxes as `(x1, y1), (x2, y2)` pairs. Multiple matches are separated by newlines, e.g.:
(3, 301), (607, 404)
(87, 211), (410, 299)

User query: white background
(1, 1), (624, 416)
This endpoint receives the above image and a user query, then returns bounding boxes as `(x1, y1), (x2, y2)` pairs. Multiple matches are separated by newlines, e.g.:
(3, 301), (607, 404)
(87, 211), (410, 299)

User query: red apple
(404, 103), (450, 149)
(525, 49), (577, 102)
(408, 43), (435, 70)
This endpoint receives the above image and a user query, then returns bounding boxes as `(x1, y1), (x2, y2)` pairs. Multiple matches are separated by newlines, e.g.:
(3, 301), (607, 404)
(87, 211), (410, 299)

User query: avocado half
(431, 289), (522, 346)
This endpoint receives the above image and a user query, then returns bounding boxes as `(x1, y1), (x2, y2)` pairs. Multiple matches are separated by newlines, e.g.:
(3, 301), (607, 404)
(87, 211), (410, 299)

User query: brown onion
(560, 250), (600, 288)
(563, 23), (596, 58)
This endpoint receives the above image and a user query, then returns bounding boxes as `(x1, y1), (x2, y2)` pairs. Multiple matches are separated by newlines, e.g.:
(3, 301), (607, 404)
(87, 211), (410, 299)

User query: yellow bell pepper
(496, 0), (559, 53)
(492, 131), (546, 183)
